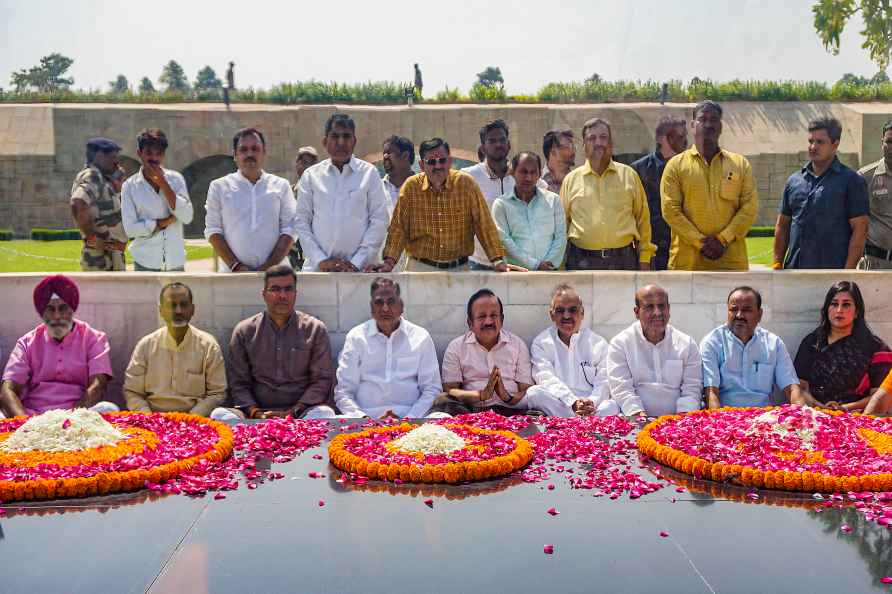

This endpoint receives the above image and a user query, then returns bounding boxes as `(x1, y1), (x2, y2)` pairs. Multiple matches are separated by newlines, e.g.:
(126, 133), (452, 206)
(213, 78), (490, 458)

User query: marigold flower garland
(329, 422), (534, 484)
(638, 405), (892, 493)
(0, 412), (233, 502)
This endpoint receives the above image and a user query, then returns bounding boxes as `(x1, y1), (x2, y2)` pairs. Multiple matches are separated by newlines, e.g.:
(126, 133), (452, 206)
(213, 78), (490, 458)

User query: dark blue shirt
(779, 157), (869, 269)
(630, 150), (671, 249)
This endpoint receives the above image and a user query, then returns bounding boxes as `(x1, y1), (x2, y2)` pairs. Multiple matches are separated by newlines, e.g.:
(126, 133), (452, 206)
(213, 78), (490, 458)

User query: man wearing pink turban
(0, 275), (119, 417)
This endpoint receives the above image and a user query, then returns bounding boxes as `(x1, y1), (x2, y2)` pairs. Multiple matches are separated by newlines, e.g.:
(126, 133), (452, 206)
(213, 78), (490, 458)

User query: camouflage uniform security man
(70, 138), (129, 271)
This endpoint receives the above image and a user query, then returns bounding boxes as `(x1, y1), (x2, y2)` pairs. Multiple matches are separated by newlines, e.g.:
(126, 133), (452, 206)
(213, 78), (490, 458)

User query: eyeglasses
(424, 157), (449, 167)
(265, 286), (296, 294)
(553, 306), (580, 316)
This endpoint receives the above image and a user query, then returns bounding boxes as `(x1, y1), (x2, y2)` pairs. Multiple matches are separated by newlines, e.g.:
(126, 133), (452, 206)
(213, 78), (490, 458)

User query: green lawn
(0, 238), (773, 273)
(745, 236), (774, 267)
(0, 240), (214, 273)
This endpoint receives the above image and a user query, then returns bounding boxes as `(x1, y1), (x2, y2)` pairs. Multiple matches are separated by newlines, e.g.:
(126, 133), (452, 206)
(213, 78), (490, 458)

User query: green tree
(159, 60), (189, 93)
(813, 0), (892, 70)
(10, 53), (74, 92)
(475, 66), (504, 88)
(109, 74), (129, 93)
(194, 66), (222, 91)
(138, 77), (155, 94)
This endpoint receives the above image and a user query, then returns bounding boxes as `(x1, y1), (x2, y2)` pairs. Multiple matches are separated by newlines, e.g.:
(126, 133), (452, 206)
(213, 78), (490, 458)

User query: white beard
(46, 320), (73, 340)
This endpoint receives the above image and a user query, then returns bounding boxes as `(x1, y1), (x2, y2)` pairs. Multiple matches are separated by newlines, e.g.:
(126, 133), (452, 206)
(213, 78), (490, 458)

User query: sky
(0, 0), (884, 94)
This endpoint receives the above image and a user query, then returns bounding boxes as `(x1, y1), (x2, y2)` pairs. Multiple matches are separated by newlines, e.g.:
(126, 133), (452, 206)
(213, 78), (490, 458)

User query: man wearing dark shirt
(631, 116), (688, 270)
(214, 264), (336, 420)
(774, 117), (869, 269)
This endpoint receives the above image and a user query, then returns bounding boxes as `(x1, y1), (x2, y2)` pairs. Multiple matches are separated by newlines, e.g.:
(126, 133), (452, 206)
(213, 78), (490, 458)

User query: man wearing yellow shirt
(560, 118), (655, 270)
(660, 100), (758, 270)
(124, 282), (227, 416)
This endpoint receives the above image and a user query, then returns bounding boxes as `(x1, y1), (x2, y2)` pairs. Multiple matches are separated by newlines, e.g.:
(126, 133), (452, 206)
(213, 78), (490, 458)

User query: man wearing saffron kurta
(661, 100), (758, 270)
(0, 275), (119, 418)
(124, 282), (227, 416)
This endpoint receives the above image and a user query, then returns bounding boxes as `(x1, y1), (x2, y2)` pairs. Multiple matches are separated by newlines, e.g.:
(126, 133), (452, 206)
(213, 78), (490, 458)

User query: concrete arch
(181, 155), (237, 239)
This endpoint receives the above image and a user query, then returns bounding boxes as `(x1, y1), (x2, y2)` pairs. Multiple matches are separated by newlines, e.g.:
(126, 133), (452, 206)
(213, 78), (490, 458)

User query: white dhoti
(524, 385), (620, 418)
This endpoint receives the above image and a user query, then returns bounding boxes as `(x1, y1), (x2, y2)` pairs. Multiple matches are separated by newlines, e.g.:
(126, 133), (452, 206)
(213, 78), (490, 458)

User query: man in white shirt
(334, 278), (443, 419)
(121, 129), (193, 271)
(381, 135), (415, 216)
(525, 284), (619, 417)
(294, 114), (390, 272)
(607, 284), (702, 419)
(204, 127), (297, 272)
(461, 119), (514, 271)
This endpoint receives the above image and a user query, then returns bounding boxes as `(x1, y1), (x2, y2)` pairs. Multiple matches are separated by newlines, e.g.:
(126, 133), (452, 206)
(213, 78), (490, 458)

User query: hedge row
(6, 78), (892, 105)
(30, 228), (81, 241)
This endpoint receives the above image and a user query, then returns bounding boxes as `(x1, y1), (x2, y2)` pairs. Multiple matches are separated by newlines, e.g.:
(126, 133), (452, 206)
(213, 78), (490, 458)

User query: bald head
(635, 284), (668, 308)
(634, 284), (670, 343)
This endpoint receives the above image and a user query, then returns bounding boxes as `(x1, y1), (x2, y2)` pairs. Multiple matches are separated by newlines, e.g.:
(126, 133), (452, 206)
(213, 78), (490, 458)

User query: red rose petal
(424, 499), (434, 508)
(543, 544), (554, 554)
(214, 492), (226, 500)
(547, 507), (559, 516)
(659, 531), (669, 538)
(318, 500), (325, 507)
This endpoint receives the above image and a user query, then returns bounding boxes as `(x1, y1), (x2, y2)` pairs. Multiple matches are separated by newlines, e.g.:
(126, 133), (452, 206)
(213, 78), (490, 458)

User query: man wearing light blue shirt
(700, 286), (804, 408)
(491, 152), (566, 271)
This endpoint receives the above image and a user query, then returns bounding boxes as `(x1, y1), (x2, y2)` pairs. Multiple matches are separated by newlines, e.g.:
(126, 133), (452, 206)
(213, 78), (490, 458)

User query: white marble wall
(1, 271), (891, 403)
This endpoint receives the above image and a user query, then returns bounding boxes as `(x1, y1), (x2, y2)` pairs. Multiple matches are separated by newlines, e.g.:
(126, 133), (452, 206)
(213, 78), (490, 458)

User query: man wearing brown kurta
(214, 264), (336, 420)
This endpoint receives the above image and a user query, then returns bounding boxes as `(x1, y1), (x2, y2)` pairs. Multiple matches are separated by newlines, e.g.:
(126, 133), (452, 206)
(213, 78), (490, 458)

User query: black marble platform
(1, 422), (890, 594)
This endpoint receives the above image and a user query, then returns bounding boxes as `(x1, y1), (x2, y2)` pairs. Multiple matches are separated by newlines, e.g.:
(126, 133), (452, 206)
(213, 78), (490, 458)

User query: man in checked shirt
(372, 137), (509, 272)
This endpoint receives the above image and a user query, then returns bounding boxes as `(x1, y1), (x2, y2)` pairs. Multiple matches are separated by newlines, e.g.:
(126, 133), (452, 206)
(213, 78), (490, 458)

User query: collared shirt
(204, 170), (297, 271)
(382, 175), (401, 217)
(541, 166), (562, 194)
(442, 329), (533, 409)
(630, 150), (672, 250)
(560, 160), (656, 263)
(700, 325), (799, 408)
(382, 170), (505, 264)
(606, 322), (702, 417)
(294, 156), (390, 271)
(660, 145), (758, 270)
(69, 165), (129, 243)
(2, 319), (113, 415)
(860, 158), (892, 251)
(780, 157), (869, 269)
(228, 311), (334, 411)
(121, 167), (193, 271)
(123, 325), (227, 416)
(334, 318), (442, 418)
(491, 187), (566, 269)
(461, 162), (516, 265)
(530, 326), (610, 407)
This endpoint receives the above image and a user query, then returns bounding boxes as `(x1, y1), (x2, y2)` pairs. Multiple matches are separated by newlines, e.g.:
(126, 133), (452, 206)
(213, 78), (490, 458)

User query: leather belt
(412, 256), (469, 269)
(865, 243), (892, 261)
(572, 243), (634, 258)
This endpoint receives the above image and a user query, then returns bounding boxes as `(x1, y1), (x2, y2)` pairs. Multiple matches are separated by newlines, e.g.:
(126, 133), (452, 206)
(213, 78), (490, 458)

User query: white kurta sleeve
(293, 174), (327, 269)
(349, 177), (390, 269)
(677, 339), (703, 413)
(531, 337), (575, 407)
(606, 335), (645, 416)
(334, 331), (365, 417)
(406, 333), (443, 418)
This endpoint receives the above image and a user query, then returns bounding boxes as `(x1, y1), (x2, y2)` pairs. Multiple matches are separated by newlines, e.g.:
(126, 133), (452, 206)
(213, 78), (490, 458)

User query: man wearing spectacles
(376, 138), (508, 272)
(606, 284), (702, 420)
(525, 284), (619, 417)
(334, 278), (444, 419)
(213, 264), (337, 421)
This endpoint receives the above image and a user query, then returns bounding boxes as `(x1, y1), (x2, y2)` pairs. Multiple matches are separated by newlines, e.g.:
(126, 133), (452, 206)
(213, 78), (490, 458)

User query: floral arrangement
(328, 422), (534, 483)
(0, 411), (233, 502)
(638, 405), (892, 493)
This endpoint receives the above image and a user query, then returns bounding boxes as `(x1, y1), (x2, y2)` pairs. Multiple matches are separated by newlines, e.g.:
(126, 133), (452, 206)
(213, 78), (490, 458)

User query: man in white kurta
(334, 279), (442, 419)
(525, 285), (619, 417)
(294, 114), (390, 272)
(607, 284), (702, 419)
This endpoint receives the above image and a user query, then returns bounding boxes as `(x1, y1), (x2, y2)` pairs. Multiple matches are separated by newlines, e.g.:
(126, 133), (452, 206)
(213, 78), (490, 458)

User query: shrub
(31, 228), (81, 241)
(747, 226), (775, 238)
(0, 229), (13, 241)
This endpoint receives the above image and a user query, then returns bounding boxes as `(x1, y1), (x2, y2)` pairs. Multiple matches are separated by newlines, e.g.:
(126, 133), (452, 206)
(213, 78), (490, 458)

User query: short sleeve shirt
(779, 158), (869, 269)
(69, 166), (128, 243)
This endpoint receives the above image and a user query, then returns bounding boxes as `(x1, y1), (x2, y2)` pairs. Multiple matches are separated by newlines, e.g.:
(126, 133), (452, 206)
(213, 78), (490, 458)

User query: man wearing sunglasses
(525, 284), (619, 417)
(376, 138), (508, 272)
